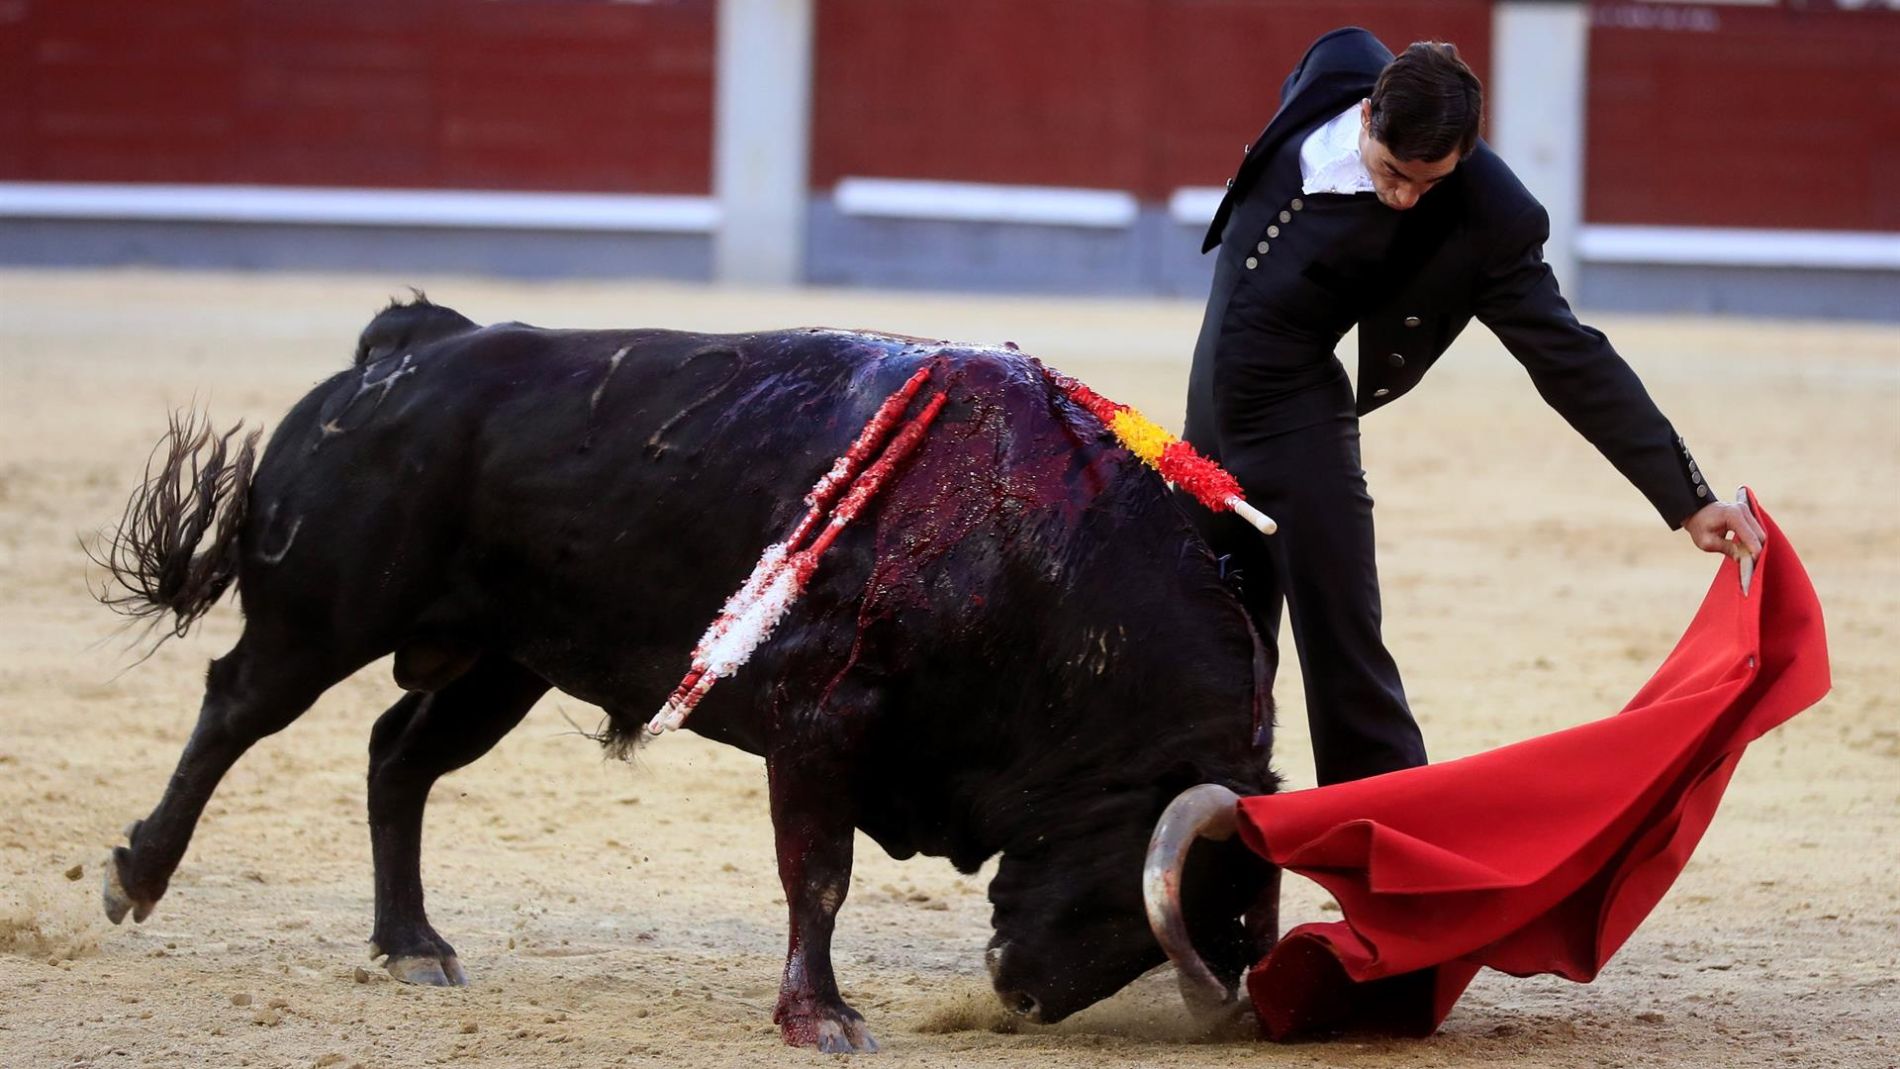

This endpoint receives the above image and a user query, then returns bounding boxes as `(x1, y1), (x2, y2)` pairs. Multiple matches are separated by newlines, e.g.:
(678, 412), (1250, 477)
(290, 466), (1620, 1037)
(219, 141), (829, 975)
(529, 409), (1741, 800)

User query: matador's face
(1357, 98), (1461, 212)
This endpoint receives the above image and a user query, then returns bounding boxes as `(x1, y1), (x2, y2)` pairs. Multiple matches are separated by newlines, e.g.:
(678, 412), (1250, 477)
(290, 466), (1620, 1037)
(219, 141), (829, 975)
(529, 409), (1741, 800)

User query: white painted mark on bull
(352, 353), (417, 414)
(1073, 624), (1122, 676)
(590, 346), (630, 419)
(256, 503), (303, 565)
(313, 419), (344, 448)
(644, 347), (744, 460)
(312, 353), (419, 451)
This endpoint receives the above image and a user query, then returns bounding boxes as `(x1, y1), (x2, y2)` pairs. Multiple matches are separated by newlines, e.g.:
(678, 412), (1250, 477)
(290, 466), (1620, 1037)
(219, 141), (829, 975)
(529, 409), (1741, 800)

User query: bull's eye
(1013, 992), (1039, 1017)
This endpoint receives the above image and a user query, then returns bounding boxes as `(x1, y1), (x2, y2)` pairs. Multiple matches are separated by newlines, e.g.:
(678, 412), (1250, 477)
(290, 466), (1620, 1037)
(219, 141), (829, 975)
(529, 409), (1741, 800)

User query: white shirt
(1298, 102), (1376, 196)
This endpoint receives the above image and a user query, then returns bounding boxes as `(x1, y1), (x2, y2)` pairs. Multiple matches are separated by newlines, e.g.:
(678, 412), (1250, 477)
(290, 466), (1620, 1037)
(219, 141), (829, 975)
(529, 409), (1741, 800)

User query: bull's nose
(998, 989), (1042, 1021)
(986, 942), (1043, 1021)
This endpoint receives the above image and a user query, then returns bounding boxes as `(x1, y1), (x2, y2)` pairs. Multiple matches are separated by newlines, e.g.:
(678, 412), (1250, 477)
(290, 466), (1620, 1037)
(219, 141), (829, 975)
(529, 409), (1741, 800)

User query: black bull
(92, 299), (1280, 1052)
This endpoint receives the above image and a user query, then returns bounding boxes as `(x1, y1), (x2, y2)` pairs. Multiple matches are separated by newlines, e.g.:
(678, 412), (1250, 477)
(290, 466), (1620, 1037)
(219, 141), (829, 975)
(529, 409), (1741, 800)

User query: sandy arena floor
(1, 269), (1895, 1068)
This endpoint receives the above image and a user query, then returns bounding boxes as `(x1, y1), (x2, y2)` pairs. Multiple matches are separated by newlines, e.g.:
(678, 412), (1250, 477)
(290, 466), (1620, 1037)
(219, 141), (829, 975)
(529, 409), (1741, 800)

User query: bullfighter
(1183, 27), (1765, 785)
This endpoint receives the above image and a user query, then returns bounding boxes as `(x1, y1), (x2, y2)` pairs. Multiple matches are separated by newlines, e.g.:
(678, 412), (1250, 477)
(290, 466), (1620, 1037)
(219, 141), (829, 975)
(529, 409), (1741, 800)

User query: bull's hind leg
(766, 731), (878, 1053)
(105, 631), (353, 924)
(366, 655), (548, 986)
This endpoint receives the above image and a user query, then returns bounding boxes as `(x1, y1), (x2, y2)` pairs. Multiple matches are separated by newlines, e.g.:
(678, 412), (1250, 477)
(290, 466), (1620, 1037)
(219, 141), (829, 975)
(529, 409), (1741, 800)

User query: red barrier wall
(4, 1), (1892, 235)
(810, 0), (1492, 200)
(1586, 2), (1900, 232)
(0, 0), (715, 194)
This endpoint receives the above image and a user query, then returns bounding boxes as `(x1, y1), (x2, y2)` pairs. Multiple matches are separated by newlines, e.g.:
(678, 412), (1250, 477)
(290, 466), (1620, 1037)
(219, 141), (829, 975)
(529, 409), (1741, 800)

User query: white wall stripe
(4, 181), (1892, 272)
(1577, 225), (1900, 271)
(1168, 186), (1226, 227)
(0, 182), (721, 233)
(834, 177), (1137, 229)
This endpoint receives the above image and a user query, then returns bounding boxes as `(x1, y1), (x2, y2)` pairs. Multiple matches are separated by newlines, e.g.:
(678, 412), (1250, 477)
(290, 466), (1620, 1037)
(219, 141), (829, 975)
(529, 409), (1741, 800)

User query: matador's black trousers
(1188, 357), (1427, 786)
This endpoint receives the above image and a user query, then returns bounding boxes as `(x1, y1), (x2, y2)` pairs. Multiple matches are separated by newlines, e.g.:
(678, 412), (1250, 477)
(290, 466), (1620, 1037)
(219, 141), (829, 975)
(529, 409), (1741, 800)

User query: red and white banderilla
(648, 366), (946, 734)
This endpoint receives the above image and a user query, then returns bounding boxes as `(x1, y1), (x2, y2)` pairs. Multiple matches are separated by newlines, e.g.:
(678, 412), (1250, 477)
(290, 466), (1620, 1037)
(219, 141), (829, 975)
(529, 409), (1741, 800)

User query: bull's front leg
(766, 743), (876, 1053)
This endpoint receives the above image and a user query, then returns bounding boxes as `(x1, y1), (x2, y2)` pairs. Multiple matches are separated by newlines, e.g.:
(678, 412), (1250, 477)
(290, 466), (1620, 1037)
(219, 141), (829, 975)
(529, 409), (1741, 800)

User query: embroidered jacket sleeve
(1473, 201), (1710, 528)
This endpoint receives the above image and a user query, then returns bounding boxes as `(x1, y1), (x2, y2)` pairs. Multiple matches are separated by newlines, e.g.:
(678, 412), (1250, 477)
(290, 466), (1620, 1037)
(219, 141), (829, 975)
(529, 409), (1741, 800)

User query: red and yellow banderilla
(1038, 365), (1277, 536)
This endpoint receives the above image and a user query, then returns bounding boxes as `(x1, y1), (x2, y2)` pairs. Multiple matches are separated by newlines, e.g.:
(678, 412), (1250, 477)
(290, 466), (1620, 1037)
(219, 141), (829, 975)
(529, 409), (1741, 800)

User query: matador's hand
(1684, 498), (1766, 561)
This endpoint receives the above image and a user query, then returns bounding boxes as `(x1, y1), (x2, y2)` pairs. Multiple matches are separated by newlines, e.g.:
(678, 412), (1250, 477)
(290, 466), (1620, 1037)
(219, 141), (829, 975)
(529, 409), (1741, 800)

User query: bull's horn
(1142, 783), (1243, 1017)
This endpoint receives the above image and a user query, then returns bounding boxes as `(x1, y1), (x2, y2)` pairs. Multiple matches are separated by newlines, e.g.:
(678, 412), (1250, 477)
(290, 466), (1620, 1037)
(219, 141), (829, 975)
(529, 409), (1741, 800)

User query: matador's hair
(1369, 41), (1484, 162)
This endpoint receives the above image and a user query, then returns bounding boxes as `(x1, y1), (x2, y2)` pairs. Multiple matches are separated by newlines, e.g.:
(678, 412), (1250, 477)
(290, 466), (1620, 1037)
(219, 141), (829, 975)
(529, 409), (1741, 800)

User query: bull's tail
(88, 410), (262, 642)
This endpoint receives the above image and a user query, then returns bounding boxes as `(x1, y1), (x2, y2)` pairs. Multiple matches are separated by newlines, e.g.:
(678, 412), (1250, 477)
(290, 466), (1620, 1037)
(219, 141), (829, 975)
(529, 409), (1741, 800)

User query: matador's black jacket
(1186, 27), (1711, 527)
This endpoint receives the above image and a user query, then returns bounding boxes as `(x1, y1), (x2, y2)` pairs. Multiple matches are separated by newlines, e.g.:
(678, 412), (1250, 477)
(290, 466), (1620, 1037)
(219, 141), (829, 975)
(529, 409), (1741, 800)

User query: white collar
(1298, 103), (1375, 196)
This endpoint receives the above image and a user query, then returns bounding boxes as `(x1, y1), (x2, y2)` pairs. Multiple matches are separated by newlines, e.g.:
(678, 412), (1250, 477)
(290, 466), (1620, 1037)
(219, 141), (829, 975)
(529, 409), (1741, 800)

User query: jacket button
(1255, 241), (1269, 254)
(1291, 198), (1304, 211)
(1373, 388), (1391, 397)
(1279, 210), (1291, 223)
(1244, 256), (1258, 269)
(1267, 225), (1280, 238)
(1387, 352), (1405, 368)
(1403, 315), (1421, 328)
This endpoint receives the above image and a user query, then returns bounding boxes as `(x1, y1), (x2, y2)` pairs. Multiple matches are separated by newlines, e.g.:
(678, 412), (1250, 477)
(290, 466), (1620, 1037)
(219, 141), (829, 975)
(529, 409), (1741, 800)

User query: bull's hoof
(102, 841), (155, 926)
(777, 1004), (879, 1054)
(375, 943), (469, 987)
(370, 929), (469, 987)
